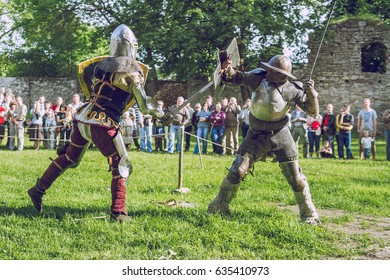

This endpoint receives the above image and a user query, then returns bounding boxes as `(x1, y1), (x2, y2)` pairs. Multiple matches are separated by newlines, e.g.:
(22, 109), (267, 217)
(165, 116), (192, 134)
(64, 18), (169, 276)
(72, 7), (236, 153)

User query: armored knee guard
(227, 154), (252, 184)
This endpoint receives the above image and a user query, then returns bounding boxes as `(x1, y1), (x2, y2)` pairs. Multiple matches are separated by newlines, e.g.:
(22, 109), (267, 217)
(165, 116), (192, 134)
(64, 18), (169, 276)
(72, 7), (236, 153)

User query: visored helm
(260, 55), (297, 80)
(110, 24), (138, 59)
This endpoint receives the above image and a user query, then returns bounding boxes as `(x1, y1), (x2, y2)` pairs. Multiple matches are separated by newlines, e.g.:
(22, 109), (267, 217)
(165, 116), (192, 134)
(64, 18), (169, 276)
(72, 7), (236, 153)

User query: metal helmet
(110, 24), (138, 59)
(260, 55), (297, 80)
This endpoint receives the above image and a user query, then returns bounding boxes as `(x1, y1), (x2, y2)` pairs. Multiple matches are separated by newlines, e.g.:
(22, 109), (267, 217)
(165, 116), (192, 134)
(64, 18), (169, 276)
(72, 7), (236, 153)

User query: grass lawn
(0, 138), (389, 260)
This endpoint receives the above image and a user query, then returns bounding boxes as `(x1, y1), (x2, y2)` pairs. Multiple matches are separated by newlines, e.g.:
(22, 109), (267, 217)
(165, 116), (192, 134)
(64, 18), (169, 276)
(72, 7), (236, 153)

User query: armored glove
(303, 79), (318, 98)
(218, 50), (233, 74)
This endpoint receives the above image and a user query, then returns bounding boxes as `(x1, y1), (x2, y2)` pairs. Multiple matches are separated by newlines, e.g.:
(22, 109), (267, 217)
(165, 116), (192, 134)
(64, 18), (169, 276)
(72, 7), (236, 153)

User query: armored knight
(208, 54), (321, 225)
(28, 24), (157, 222)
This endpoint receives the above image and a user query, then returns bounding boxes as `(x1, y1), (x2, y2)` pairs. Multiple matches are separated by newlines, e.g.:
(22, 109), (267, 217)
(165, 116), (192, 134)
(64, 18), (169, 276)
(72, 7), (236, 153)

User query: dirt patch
(274, 203), (390, 259)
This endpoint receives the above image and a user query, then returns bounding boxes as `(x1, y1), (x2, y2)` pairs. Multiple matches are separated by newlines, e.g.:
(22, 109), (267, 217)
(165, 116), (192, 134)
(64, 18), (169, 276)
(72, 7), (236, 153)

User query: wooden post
(178, 126), (184, 189)
(175, 125), (190, 193)
(196, 135), (204, 170)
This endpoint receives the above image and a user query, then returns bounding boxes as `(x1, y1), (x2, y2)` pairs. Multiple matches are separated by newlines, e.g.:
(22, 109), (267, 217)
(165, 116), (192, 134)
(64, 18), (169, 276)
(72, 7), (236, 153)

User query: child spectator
(319, 140), (333, 158)
(361, 130), (374, 160)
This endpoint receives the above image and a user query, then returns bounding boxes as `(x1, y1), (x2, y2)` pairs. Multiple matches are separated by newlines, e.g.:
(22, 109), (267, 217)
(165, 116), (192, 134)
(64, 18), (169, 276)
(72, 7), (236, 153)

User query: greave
(294, 186), (320, 224)
(111, 177), (127, 214)
(207, 177), (240, 216)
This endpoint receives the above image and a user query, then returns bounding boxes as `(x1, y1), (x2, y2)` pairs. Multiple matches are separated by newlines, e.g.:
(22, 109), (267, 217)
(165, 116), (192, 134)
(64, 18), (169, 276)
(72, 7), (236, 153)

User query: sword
(159, 38), (240, 126)
(309, 0), (337, 79)
(159, 81), (214, 126)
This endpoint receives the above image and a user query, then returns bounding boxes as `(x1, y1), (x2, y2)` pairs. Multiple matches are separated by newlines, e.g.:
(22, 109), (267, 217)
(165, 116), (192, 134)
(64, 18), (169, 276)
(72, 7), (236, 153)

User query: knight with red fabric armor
(28, 24), (158, 222)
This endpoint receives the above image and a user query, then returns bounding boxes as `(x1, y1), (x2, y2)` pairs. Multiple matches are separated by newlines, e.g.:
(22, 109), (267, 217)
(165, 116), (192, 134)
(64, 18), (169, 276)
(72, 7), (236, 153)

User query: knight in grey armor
(28, 24), (157, 222)
(208, 54), (321, 225)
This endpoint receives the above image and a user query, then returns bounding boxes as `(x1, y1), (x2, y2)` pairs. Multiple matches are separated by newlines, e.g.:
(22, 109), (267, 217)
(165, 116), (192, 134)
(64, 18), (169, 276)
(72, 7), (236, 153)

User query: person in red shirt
(321, 104), (336, 158)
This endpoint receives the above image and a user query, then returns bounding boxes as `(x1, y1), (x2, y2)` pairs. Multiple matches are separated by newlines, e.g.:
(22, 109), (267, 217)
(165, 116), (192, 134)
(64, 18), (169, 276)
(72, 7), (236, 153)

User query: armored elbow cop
(227, 155), (252, 184)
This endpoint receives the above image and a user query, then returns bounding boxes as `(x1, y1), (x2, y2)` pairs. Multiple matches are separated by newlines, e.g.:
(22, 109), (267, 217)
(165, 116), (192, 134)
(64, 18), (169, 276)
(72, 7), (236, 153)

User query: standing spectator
(61, 104), (73, 144)
(52, 96), (64, 114)
(14, 96), (27, 151)
(191, 103), (202, 133)
(129, 108), (140, 150)
(43, 108), (57, 150)
(4, 89), (14, 148)
(184, 102), (194, 152)
(361, 130), (374, 160)
(220, 97), (229, 154)
(167, 96), (190, 154)
(120, 111), (134, 149)
(224, 97), (241, 155)
(51, 97), (63, 143)
(205, 95), (215, 112)
(5, 88), (15, 101)
(143, 114), (153, 153)
(321, 103), (336, 157)
(137, 111), (146, 151)
(56, 104), (67, 145)
(29, 101), (44, 150)
(382, 108), (390, 161)
(193, 102), (211, 155)
(0, 93), (6, 146)
(0, 87), (5, 99)
(307, 114), (322, 159)
(290, 105), (309, 158)
(238, 98), (251, 139)
(336, 104), (354, 159)
(70, 93), (84, 114)
(6, 100), (17, 150)
(153, 101), (166, 152)
(42, 101), (53, 148)
(37, 96), (46, 115)
(210, 102), (226, 155)
(357, 98), (377, 160)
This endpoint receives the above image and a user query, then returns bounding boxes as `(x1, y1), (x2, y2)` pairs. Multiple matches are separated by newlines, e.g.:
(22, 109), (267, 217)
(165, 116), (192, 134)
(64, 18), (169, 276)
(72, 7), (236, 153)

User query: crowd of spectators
(0, 87), (84, 151)
(0, 85), (389, 161)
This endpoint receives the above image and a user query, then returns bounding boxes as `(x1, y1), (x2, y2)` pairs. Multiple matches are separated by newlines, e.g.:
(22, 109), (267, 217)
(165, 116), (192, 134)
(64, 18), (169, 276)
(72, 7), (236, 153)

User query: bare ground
(275, 203), (390, 260)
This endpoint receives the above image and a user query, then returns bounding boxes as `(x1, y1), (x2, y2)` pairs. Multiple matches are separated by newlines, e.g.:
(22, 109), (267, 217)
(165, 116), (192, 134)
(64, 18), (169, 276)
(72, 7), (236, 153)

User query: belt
(252, 128), (282, 138)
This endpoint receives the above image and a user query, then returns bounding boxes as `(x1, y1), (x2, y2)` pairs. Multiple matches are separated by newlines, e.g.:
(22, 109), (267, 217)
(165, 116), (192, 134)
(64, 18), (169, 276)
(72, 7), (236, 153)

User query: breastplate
(250, 80), (289, 122)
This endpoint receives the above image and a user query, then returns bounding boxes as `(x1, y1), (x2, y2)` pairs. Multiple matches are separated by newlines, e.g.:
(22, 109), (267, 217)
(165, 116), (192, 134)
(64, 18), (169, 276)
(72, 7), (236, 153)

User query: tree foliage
(0, 0), (388, 80)
(0, 0), (106, 78)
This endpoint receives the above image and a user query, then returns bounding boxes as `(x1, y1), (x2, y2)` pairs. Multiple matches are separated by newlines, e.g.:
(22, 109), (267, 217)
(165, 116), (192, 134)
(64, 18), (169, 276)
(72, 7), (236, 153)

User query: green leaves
(0, 0), (388, 79)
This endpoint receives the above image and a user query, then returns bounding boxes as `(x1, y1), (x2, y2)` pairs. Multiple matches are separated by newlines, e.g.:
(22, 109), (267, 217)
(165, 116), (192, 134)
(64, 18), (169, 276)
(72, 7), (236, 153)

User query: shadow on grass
(0, 204), (108, 221)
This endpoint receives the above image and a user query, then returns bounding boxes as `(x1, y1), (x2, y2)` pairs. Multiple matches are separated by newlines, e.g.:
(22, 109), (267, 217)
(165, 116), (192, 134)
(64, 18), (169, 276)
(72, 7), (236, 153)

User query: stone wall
(305, 18), (390, 134)
(0, 77), (79, 109)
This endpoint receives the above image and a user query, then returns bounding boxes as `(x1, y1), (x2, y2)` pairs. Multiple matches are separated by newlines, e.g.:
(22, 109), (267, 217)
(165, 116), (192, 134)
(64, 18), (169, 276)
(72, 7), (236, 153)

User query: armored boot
(110, 210), (131, 222)
(294, 187), (321, 225)
(27, 178), (47, 212)
(207, 178), (240, 216)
